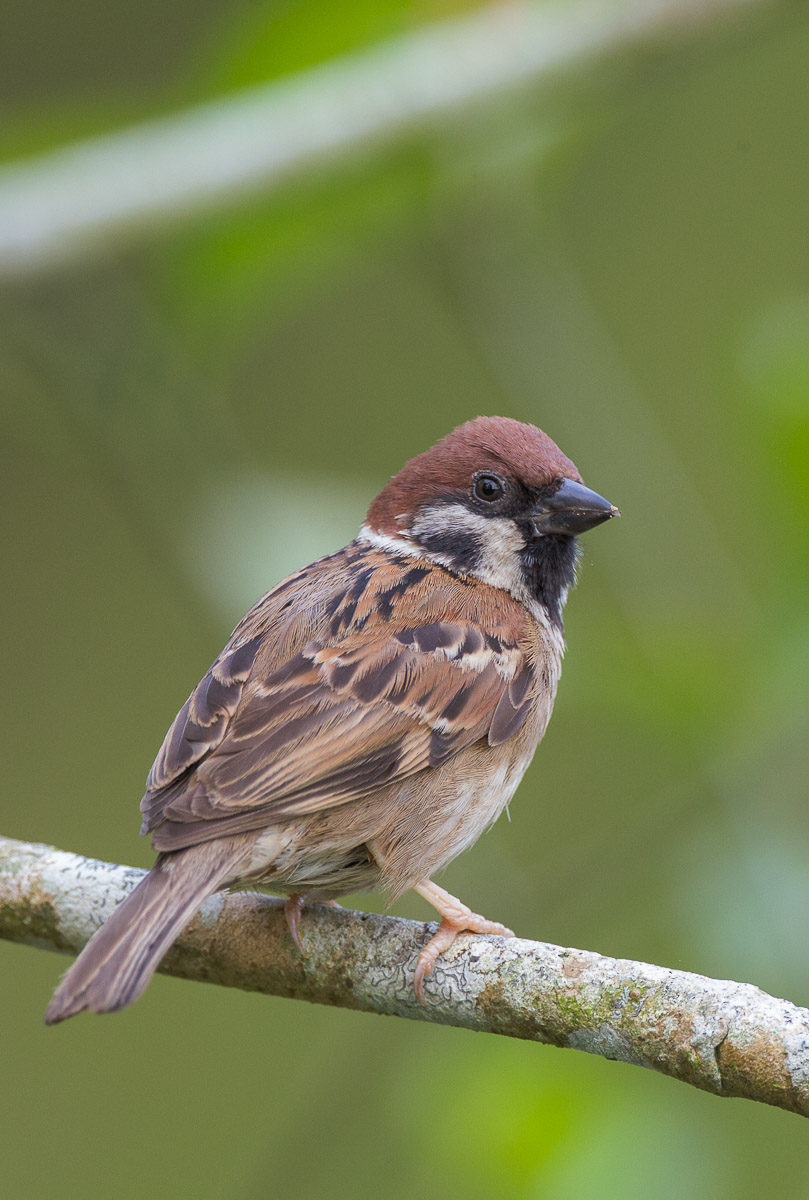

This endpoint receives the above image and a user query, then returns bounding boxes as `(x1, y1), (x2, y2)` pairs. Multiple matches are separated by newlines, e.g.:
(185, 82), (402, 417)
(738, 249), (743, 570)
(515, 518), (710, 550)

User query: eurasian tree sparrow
(46, 416), (618, 1022)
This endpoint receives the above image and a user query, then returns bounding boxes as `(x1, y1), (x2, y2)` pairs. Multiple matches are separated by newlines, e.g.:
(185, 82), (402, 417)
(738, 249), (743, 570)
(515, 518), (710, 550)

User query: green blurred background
(2, 0), (809, 1196)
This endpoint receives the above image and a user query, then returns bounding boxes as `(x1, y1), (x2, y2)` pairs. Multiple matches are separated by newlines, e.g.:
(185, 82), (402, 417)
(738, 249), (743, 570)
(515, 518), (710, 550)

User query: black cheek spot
(417, 527), (482, 574)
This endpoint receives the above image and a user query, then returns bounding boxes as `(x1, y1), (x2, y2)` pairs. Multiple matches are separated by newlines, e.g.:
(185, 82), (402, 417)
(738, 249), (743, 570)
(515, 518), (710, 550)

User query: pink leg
(412, 879), (514, 1002)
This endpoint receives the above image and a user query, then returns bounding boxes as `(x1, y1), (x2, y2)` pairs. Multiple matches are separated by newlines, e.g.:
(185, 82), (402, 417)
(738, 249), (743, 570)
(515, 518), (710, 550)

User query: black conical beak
(532, 478), (620, 536)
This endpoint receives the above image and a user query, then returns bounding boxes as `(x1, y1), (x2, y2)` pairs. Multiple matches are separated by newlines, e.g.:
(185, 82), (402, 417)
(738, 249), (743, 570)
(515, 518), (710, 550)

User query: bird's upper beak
(532, 478), (620, 537)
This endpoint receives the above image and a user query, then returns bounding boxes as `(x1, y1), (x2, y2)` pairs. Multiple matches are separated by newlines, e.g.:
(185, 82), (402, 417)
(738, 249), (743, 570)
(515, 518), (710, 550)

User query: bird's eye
(473, 474), (506, 503)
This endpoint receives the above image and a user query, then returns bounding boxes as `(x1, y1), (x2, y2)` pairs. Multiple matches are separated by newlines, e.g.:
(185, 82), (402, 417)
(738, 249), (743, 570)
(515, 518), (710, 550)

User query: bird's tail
(44, 840), (247, 1024)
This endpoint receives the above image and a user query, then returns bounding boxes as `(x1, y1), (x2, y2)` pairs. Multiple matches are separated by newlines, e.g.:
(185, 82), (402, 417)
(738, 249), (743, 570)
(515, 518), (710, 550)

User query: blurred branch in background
(0, 0), (773, 276)
(3, 834), (808, 1118)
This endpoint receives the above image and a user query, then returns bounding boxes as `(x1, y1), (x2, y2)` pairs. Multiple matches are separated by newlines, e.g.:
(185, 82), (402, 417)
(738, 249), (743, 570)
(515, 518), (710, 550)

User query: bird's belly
(360, 737), (539, 899)
(426, 750), (534, 865)
(238, 723), (542, 902)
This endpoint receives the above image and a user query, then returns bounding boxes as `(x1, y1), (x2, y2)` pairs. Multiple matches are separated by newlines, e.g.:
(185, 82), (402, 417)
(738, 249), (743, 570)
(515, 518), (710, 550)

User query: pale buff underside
(234, 612), (560, 903)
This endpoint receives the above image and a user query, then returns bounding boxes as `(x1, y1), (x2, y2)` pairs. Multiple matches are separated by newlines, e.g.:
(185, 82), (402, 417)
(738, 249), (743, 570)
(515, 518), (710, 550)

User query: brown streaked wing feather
(488, 659), (536, 746)
(140, 546), (360, 831)
(143, 549), (537, 854)
(144, 636), (263, 794)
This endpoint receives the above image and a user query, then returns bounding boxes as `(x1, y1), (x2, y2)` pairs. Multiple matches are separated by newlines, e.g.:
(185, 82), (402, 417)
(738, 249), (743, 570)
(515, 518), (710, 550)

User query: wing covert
(142, 617), (536, 851)
(144, 636), (262, 795)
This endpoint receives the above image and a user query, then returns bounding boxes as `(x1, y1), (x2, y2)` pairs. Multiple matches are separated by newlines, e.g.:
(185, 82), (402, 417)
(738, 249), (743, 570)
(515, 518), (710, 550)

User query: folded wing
(141, 578), (537, 853)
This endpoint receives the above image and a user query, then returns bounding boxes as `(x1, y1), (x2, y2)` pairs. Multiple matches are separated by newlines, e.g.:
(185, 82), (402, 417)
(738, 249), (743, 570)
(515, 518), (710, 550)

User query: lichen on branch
(2, 835), (808, 1117)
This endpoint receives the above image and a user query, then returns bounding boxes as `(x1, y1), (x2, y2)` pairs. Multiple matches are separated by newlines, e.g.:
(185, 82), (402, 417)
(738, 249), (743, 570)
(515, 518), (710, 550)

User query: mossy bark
(2, 835), (808, 1117)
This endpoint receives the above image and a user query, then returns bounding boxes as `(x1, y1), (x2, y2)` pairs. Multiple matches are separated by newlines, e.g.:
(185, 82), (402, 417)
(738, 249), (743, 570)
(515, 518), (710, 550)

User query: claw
(283, 894), (342, 953)
(412, 879), (514, 1003)
(283, 893), (306, 953)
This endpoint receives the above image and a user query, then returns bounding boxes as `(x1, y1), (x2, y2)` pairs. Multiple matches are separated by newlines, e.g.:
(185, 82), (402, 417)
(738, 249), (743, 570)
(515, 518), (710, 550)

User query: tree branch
(2, 835), (807, 1115)
(0, 0), (773, 275)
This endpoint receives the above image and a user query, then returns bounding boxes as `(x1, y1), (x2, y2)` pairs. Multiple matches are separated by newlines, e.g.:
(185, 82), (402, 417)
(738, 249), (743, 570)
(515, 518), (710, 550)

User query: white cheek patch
(468, 513), (526, 596)
(357, 513), (568, 644)
(412, 503), (527, 595)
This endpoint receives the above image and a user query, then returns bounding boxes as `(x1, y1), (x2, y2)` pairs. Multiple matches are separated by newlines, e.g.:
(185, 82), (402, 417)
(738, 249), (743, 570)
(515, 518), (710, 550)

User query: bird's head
(362, 416), (619, 626)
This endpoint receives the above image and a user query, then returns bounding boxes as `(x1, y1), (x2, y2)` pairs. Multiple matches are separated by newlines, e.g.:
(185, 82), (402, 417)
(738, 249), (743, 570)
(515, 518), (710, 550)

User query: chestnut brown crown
(366, 416), (582, 536)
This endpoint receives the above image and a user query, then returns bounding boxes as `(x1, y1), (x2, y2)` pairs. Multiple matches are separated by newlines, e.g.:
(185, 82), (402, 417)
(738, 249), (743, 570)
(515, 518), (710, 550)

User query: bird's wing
(141, 580), (536, 851)
(143, 635), (264, 797)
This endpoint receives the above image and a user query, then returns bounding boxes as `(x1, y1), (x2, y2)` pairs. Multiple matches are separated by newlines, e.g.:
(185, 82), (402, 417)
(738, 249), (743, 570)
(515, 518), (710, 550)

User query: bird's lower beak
(532, 478), (620, 536)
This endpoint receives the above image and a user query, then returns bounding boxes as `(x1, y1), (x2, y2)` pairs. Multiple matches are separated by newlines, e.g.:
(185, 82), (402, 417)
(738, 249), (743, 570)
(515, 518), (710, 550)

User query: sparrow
(45, 416), (618, 1023)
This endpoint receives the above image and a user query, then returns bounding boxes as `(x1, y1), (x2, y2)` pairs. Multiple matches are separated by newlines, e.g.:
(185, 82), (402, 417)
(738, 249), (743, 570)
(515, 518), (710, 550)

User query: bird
(45, 416), (619, 1023)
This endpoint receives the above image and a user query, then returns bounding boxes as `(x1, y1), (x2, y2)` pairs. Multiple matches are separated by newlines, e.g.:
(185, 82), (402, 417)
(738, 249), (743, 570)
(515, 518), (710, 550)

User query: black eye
(473, 474), (505, 503)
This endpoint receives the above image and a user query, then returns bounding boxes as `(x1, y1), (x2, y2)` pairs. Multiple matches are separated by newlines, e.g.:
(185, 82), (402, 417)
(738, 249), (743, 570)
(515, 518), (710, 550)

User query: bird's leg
(283, 894), (343, 953)
(412, 879), (514, 1002)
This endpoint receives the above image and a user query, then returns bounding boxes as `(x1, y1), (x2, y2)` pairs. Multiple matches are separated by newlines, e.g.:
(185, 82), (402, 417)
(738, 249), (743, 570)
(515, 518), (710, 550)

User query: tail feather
(44, 842), (244, 1024)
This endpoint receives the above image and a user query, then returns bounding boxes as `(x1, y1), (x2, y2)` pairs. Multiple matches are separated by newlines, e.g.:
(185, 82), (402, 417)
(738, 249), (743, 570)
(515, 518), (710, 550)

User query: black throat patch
(518, 534), (580, 629)
(409, 492), (581, 627)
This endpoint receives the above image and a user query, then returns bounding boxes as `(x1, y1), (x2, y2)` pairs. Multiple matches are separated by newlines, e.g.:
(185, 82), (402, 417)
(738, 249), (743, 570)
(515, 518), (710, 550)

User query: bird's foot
(412, 879), (514, 1003)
